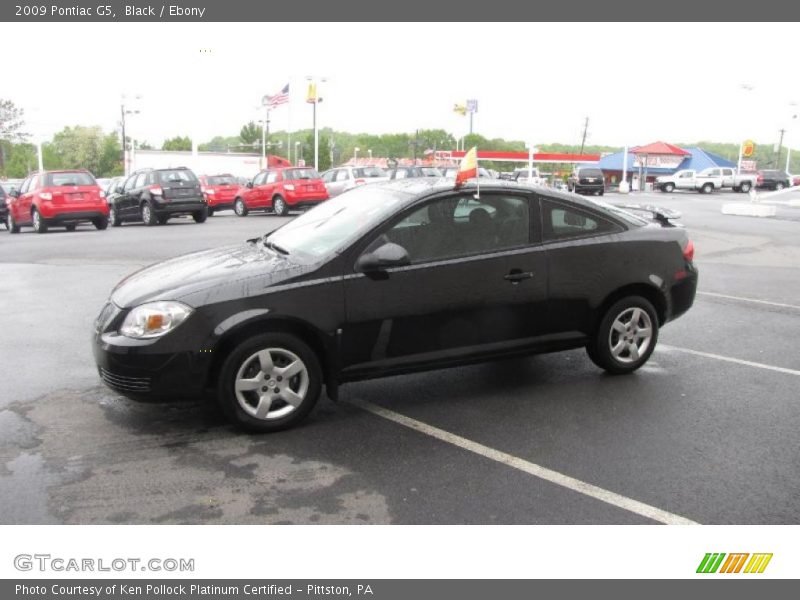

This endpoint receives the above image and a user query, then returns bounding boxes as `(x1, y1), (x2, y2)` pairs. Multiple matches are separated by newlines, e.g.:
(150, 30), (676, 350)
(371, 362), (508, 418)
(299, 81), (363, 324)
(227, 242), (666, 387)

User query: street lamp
(121, 94), (142, 176)
(294, 141), (302, 166)
(354, 147), (360, 164)
(306, 75), (327, 171)
(368, 149), (372, 161)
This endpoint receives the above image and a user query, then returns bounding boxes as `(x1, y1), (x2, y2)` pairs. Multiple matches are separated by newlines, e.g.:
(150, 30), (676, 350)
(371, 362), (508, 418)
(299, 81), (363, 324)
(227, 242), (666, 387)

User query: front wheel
(273, 195), (289, 216)
(217, 333), (322, 432)
(740, 182), (752, 193)
(700, 183), (714, 194)
(8, 213), (20, 234)
(663, 183), (675, 193)
(109, 205), (122, 227)
(775, 182), (786, 191)
(207, 207), (214, 217)
(192, 208), (208, 223)
(587, 296), (659, 375)
(234, 198), (248, 217)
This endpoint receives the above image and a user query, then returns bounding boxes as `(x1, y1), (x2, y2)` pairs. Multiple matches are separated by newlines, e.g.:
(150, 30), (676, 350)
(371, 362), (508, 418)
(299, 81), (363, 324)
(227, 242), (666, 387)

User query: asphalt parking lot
(1, 189), (799, 525)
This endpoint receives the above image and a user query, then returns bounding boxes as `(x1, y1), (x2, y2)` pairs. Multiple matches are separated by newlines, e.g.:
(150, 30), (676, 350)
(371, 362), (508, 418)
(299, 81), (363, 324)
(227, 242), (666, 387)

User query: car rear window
(283, 168), (320, 180)
(579, 168), (603, 178)
(44, 172), (96, 187)
(158, 169), (198, 183)
(353, 167), (386, 178)
(206, 175), (236, 185)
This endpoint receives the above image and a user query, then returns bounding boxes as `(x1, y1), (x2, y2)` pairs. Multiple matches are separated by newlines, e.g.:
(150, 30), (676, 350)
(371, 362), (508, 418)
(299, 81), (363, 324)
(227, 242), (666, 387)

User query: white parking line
(697, 291), (800, 311)
(349, 398), (698, 525)
(659, 345), (800, 377)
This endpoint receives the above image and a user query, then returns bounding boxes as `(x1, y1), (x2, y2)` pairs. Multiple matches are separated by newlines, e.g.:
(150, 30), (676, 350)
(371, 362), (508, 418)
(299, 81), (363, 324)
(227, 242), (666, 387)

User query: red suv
(233, 167), (328, 217)
(199, 174), (239, 216)
(6, 170), (109, 233)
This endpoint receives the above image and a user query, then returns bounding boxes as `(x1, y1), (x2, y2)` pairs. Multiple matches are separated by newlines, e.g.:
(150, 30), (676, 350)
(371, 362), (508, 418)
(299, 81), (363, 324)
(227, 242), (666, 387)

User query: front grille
(99, 368), (151, 393)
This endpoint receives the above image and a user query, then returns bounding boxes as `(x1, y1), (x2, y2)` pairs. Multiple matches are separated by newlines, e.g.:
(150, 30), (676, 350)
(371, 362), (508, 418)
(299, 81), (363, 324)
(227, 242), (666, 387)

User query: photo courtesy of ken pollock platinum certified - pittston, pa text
(15, 584), (374, 597)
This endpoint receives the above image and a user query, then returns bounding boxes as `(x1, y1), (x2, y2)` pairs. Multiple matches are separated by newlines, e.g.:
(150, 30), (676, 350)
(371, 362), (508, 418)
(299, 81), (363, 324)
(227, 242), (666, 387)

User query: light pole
(295, 141), (302, 166)
(736, 84), (755, 173)
(120, 94), (141, 176)
(368, 149), (372, 161)
(306, 76), (327, 171)
(354, 147), (359, 164)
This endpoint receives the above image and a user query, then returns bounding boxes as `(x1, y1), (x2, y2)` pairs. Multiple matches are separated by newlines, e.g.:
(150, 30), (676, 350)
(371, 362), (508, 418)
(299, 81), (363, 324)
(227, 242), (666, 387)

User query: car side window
(123, 175), (138, 192)
(321, 171), (335, 183)
(28, 175), (39, 191)
(134, 173), (148, 188)
(266, 172), (278, 184)
(335, 170), (350, 182)
(680, 171), (692, 178)
(253, 172), (267, 186)
(541, 199), (620, 242)
(372, 194), (531, 265)
(19, 178), (31, 194)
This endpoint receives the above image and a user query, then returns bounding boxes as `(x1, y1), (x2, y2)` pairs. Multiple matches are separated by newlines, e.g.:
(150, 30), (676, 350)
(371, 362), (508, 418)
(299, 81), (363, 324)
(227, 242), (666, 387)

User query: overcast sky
(4, 22), (799, 150)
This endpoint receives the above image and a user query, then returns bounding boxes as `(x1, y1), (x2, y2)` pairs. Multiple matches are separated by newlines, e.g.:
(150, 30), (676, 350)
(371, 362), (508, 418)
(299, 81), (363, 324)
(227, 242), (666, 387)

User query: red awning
(629, 141), (690, 156)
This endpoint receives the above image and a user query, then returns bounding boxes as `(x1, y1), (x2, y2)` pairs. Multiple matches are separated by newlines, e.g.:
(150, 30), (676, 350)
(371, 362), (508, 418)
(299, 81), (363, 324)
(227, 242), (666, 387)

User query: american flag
(267, 84), (290, 109)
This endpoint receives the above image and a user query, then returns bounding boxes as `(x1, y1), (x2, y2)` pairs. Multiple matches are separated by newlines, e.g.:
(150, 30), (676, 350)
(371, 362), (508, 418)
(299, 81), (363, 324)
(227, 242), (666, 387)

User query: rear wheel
(700, 182), (714, 194)
(663, 182), (675, 193)
(587, 296), (659, 375)
(207, 207), (214, 217)
(234, 198), (248, 217)
(7, 213), (20, 234)
(32, 209), (48, 234)
(141, 202), (158, 226)
(65, 223), (77, 232)
(157, 215), (170, 225)
(740, 181), (752, 193)
(192, 208), (208, 223)
(217, 333), (322, 432)
(93, 216), (108, 230)
(775, 182), (786, 191)
(273, 195), (289, 216)
(109, 205), (122, 227)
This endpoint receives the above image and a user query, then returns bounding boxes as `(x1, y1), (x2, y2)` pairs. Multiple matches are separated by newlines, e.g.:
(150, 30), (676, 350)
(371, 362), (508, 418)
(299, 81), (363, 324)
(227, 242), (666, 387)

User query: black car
(568, 166), (605, 195)
(385, 166), (443, 179)
(93, 179), (697, 432)
(0, 184), (8, 229)
(756, 170), (791, 191)
(107, 167), (207, 226)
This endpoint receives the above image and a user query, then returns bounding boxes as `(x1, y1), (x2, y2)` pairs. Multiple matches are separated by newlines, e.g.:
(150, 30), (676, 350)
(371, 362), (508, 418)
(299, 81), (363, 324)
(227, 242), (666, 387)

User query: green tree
(301, 133), (332, 171)
(0, 99), (28, 143)
(48, 126), (121, 176)
(239, 121), (262, 146)
(162, 136), (192, 151)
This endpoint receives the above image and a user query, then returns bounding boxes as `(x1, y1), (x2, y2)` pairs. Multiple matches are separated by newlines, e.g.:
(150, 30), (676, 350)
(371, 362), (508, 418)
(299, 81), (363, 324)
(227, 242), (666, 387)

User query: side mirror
(246, 181), (254, 188)
(115, 185), (124, 194)
(357, 242), (410, 273)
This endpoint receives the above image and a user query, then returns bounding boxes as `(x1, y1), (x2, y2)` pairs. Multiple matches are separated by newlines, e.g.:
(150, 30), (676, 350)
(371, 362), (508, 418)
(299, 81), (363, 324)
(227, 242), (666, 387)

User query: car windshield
(353, 167), (386, 178)
(158, 170), (198, 183)
(207, 175), (236, 185)
(44, 172), (96, 186)
(579, 169), (603, 178)
(264, 185), (408, 259)
(420, 167), (442, 176)
(283, 168), (320, 180)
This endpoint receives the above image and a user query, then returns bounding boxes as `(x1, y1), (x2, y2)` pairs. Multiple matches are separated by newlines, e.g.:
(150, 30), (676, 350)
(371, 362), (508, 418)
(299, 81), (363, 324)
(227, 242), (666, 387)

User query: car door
(339, 190), (548, 376)
(676, 170), (694, 189)
(333, 169), (351, 196)
(249, 171), (268, 207)
(263, 170), (279, 207)
(13, 177), (31, 223)
(117, 174), (137, 218)
(721, 168), (735, 187)
(538, 197), (627, 338)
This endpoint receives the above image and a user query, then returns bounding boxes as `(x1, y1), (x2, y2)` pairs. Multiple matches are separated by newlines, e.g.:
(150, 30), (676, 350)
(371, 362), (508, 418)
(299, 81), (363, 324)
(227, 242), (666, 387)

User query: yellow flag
(455, 146), (478, 188)
(306, 82), (317, 104)
(453, 103), (467, 116)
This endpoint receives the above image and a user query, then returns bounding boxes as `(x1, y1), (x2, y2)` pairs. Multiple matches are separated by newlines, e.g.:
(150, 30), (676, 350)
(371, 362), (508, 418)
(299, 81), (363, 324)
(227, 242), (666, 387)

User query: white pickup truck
(656, 168), (757, 194)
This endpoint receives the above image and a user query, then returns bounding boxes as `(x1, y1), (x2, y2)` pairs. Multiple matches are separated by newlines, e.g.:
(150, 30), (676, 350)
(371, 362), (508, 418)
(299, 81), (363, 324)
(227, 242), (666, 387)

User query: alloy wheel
(608, 307), (653, 364)
(233, 348), (309, 420)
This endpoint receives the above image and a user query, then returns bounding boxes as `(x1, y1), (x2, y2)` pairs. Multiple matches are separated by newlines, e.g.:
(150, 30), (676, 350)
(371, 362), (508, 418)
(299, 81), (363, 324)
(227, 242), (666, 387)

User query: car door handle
(503, 270), (534, 283)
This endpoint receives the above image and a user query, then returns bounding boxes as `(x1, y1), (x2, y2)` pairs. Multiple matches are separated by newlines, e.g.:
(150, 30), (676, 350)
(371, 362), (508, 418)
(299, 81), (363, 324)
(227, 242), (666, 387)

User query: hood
(111, 242), (314, 308)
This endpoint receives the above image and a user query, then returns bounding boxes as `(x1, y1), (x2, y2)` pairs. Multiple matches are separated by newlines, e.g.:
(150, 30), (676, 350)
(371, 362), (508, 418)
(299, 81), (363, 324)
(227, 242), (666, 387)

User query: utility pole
(579, 117), (589, 155)
(775, 128), (786, 168)
(120, 104), (126, 173)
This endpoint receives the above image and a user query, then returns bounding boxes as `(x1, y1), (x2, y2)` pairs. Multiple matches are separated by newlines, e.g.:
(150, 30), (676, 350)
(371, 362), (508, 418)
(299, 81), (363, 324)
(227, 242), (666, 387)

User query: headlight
(119, 301), (193, 339)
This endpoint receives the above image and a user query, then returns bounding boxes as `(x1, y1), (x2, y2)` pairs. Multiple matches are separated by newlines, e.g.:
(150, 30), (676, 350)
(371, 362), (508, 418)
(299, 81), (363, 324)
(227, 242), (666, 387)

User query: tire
(93, 216), (108, 230)
(598, 189), (604, 196)
(234, 198), (248, 217)
(217, 332), (322, 433)
(700, 183), (713, 194)
(109, 205), (122, 227)
(32, 209), (48, 234)
(586, 296), (659, 375)
(663, 183), (675, 193)
(157, 215), (170, 225)
(740, 182), (752, 193)
(141, 202), (158, 226)
(193, 208), (208, 223)
(8, 213), (20, 234)
(776, 182), (785, 191)
(273, 195), (289, 216)
(65, 223), (77, 232)
(207, 207), (214, 217)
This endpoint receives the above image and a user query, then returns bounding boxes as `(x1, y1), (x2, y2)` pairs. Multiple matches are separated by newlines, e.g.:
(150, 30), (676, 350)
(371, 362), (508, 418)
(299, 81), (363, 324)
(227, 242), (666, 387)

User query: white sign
(633, 154), (686, 169)
(466, 99), (478, 113)
(740, 160), (757, 172)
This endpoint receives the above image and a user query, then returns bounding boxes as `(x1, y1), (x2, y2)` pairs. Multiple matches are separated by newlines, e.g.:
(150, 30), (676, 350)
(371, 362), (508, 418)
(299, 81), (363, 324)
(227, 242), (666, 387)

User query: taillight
(354, 179), (366, 185)
(149, 185), (163, 195)
(757, 175), (764, 183)
(203, 187), (215, 194)
(99, 190), (106, 198)
(39, 192), (53, 201)
(683, 239), (695, 262)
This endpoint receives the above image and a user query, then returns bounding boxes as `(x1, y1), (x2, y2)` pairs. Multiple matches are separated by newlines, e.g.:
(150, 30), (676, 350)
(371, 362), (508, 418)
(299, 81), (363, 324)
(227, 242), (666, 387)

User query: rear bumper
(42, 210), (107, 224)
(667, 264), (698, 323)
(574, 183), (604, 193)
(285, 192), (329, 207)
(153, 197), (207, 215)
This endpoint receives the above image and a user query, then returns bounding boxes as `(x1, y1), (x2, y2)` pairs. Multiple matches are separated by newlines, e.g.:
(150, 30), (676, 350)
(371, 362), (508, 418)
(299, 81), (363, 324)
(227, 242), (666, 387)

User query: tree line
(2, 99), (798, 179)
